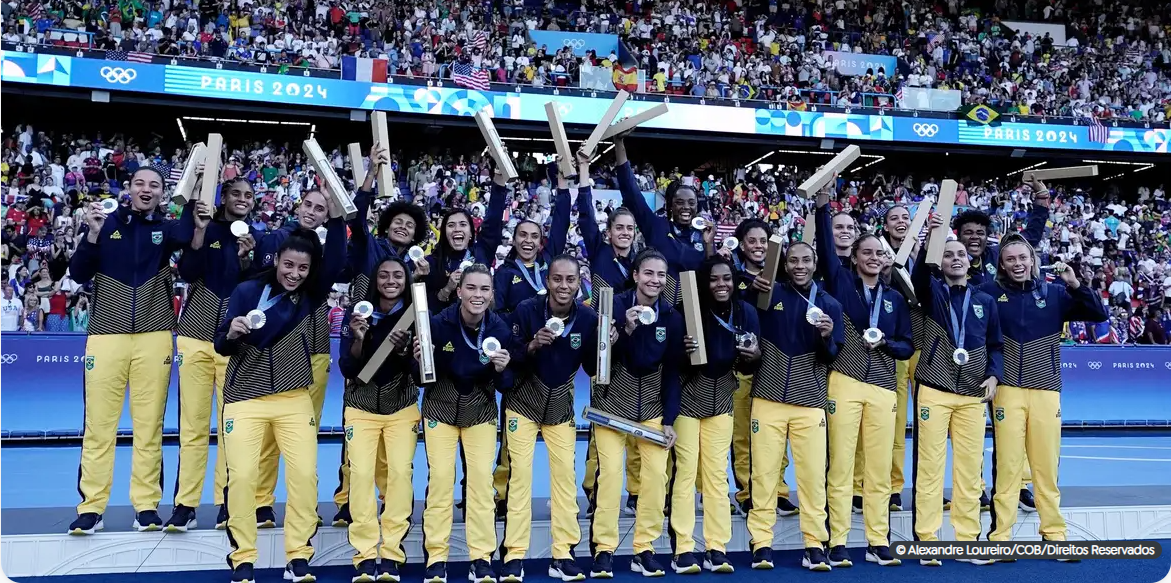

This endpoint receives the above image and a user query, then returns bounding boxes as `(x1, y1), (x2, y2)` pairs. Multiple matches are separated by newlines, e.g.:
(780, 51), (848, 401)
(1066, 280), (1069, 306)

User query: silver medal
(863, 327), (884, 344)
(482, 336), (501, 356)
(408, 245), (426, 262)
(638, 306), (656, 325)
(246, 309), (267, 330)
(953, 348), (970, 366)
(806, 306), (824, 325)
(230, 220), (249, 237)
(722, 236), (739, 251)
(353, 301), (374, 319)
(100, 198), (119, 214)
(546, 317), (564, 335)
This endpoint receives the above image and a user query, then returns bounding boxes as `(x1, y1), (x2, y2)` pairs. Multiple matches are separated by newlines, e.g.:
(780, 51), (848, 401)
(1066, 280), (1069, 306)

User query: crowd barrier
(1, 333), (1168, 436)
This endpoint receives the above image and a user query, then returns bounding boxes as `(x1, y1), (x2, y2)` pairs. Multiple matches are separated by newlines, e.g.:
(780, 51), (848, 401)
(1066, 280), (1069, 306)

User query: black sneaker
(468, 559), (497, 583)
(623, 495), (639, 516)
(333, 503), (352, 527)
(671, 552), (701, 574)
(68, 512), (104, 535)
(1045, 537), (1080, 562)
(590, 552), (614, 579)
(548, 558), (585, 582)
(777, 497), (799, 517)
(802, 547), (832, 572)
(377, 560), (401, 582)
(496, 500), (509, 522)
(133, 509), (163, 532)
(979, 491), (991, 511)
(828, 545), (852, 568)
(257, 506), (277, 528)
(232, 562), (255, 583)
(285, 558), (316, 582)
(851, 495), (863, 514)
(703, 550), (734, 574)
(1019, 488), (1037, 512)
(500, 559), (524, 583)
(424, 562), (448, 583)
(216, 505), (228, 530)
(943, 496), (951, 510)
(164, 505), (197, 532)
(890, 493), (903, 511)
(631, 551), (665, 577)
(865, 545), (901, 566)
(353, 559), (377, 583)
(751, 548), (773, 570)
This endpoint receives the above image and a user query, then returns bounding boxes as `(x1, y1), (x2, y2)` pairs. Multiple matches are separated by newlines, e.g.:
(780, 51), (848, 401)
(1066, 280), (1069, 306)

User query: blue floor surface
(11, 548), (1171, 583)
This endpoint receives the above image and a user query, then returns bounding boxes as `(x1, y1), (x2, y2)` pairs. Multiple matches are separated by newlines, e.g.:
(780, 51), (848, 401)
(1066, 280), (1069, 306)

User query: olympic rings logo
(1, 354), (17, 365)
(912, 123), (939, 137)
(1088, 361), (1102, 370)
(100, 66), (137, 84)
(562, 38), (587, 50)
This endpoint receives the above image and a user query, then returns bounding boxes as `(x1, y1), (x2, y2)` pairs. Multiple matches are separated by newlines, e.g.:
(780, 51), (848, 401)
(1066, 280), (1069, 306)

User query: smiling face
(942, 240), (971, 281)
(1001, 241), (1034, 283)
(832, 213), (856, 252)
(458, 271), (493, 316)
(375, 260), (407, 302)
(546, 258), (579, 307)
(222, 180), (255, 220)
(958, 220), (988, 258)
(444, 212), (472, 251)
(742, 226), (768, 265)
(608, 212), (636, 251)
(854, 236), (885, 278)
(634, 257), (668, 300)
(709, 262), (734, 303)
(885, 206), (910, 242)
(128, 169), (164, 212)
(296, 190), (329, 229)
(786, 244), (816, 287)
(276, 249), (312, 292)
(514, 222), (542, 262)
(387, 213), (415, 247)
(671, 187), (698, 227)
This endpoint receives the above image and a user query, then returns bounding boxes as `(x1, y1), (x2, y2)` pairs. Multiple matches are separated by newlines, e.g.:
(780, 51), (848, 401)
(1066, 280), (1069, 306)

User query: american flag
(26, 1), (44, 20)
(895, 85), (904, 104)
(452, 62), (490, 91)
(168, 164), (184, 184)
(469, 30), (488, 51)
(107, 49), (154, 64)
(1088, 117), (1110, 144)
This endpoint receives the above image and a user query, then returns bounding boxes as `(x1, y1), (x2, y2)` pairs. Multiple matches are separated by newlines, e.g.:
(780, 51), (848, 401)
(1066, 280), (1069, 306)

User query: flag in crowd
(106, 50), (153, 63)
(468, 30), (488, 51)
(341, 56), (389, 83)
(25, 1), (43, 20)
(452, 62), (490, 91)
(1088, 117), (1110, 144)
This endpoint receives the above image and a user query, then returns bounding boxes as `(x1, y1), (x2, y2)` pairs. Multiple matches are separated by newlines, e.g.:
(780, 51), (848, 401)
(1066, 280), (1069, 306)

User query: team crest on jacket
(973, 305), (984, 319)
(883, 299), (893, 313)
(655, 327), (666, 342)
(151, 231), (163, 245)
(480, 353), (490, 364)
(986, 263), (996, 275)
(570, 333), (582, 349)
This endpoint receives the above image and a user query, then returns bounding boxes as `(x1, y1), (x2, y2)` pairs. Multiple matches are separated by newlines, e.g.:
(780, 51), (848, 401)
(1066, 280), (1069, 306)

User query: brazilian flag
(962, 104), (1000, 125)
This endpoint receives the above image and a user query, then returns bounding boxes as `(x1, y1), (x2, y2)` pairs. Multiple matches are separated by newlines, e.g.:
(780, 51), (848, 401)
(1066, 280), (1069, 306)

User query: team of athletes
(63, 134), (1108, 583)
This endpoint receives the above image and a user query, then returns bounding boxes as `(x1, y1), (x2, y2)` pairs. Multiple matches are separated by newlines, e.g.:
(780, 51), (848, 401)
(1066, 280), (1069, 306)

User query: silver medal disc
(638, 307), (656, 325)
(246, 309), (267, 330)
(459, 260), (474, 271)
(806, 306), (824, 325)
(230, 220), (249, 237)
(546, 317), (564, 335)
(408, 245), (426, 262)
(691, 217), (707, 230)
(723, 236), (739, 251)
(315, 226), (328, 244)
(953, 348), (970, 366)
(482, 336), (501, 356)
(863, 327), (884, 344)
(100, 198), (119, 214)
(354, 301), (374, 319)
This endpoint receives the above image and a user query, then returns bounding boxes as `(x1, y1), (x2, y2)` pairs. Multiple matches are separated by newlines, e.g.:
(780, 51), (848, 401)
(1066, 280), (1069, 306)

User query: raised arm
(613, 137), (661, 242)
(815, 200), (848, 295)
(911, 246), (941, 320)
(165, 200), (198, 252)
(547, 185), (571, 258)
(577, 183), (604, 258)
(315, 216), (348, 298)
(475, 177), (509, 262)
(347, 188), (375, 277)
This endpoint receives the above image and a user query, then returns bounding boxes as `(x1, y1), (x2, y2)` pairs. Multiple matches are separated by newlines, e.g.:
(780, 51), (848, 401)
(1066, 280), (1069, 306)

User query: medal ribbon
(947, 287), (971, 351)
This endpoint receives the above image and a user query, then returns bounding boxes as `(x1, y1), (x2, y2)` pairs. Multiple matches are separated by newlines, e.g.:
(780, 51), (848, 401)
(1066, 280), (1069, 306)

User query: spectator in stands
(70, 291), (90, 331)
(1, 281), (21, 331)
(20, 293), (42, 332)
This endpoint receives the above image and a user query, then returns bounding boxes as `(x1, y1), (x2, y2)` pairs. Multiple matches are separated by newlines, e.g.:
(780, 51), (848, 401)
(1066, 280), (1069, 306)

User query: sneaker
(865, 546), (901, 566)
(851, 495), (863, 514)
(68, 512), (104, 535)
(631, 551), (665, 577)
(777, 497), (799, 517)
(257, 506), (277, 528)
(285, 558), (316, 582)
(353, 559), (377, 583)
(802, 547), (832, 572)
(500, 559), (523, 583)
(979, 491), (991, 511)
(590, 552), (614, 579)
(703, 550), (734, 574)
(134, 509), (163, 532)
(164, 505), (197, 533)
(496, 500), (509, 522)
(549, 558), (586, 582)
(468, 559), (497, 583)
(828, 545), (852, 568)
(333, 503), (352, 527)
(919, 559), (942, 567)
(671, 552), (701, 575)
(216, 505), (228, 530)
(890, 493), (903, 511)
(1019, 488), (1037, 513)
(377, 559), (401, 582)
(424, 562), (448, 583)
(232, 562), (255, 583)
(1044, 537), (1079, 562)
(751, 548), (774, 570)
(943, 496), (951, 510)
(957, 558), (996, 566)
(623, 495), (639, 516)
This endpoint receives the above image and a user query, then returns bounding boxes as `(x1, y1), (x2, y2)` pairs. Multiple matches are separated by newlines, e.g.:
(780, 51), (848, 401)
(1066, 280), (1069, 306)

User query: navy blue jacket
(679, 298), (761, 418)
(424, 182), (508, 310)
(591, 289), (683, 425)
(338, 300), (418, 416)
(421, 304), (516, 427)
(753, 281), (843, 408)
(507, 296), (598, 425)
(493, 188), (570, 314)
(578, 185), (634, 296)
(347, 188), (413, 299)
(912, 260), (1004, 397)
(966, 204), (1048, 286)
(177, 217), (263, 342)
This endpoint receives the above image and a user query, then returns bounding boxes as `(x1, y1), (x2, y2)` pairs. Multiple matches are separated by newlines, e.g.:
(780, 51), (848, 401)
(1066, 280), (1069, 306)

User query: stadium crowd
(1, 122), (1169, 342)
(4, 0), (1170, 120)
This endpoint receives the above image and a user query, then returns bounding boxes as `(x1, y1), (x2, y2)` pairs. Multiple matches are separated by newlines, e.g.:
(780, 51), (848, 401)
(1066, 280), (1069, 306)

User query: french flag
(341, 56), (388, 83)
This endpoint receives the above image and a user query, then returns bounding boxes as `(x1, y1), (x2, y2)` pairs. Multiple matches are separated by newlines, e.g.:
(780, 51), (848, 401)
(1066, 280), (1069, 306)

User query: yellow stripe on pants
(223, 389), (318, 566)
(669, 414), (733, 554)
(854, 349), (918, 497)
(503, 411), (580, 561)
(422, 420), (498, 565)
(746, 398), (827, 549)
(912, 384), (985, 541)
(344, 405), (419, 565)
(257, 353), (329, 508)
(78, 330), (173, 514)
(989, 385), (1064, 541)
(733, 372), (788, 504)
(827, 372), (896, 547)
(590, 419), (669, 555)
(174, 336), (231, 508)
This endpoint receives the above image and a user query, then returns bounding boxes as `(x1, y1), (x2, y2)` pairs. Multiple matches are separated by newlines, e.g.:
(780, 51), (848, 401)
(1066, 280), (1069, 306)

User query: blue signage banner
(2, 334), (1168, 435)
(528, 31), (619, 58)
(3, 51), (1168, 155)
(824, 51), (898, 77)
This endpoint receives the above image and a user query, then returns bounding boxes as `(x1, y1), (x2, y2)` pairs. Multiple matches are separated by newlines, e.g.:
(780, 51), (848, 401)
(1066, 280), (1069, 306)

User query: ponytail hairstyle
(364, 256), (415, 312)
(258, 227), (325, 298)
(214, 176), (255, 220)
(606, 207), (636, 231)
(506, 219), (545, 261)
(435, 207), (476, 269)
(377, 201), (429, 246)
(697, 254), (738, 313)
(882, 204), (908, 243)
(632, 248), (668, 273)
(850, 232), (884, 267)
(548, 253), (582, 277)
(733, 218), (772, 265)
(457, 262), (494, 289)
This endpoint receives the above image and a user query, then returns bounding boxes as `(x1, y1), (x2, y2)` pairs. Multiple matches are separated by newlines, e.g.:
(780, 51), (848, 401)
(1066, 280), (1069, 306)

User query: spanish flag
(612, 65), (638, 92)
(963, 104), (1000, 124)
